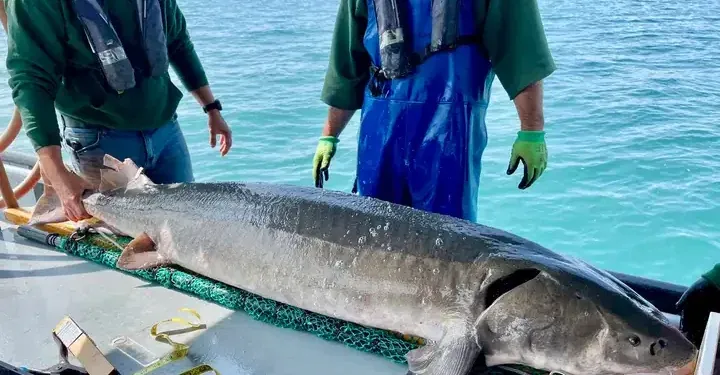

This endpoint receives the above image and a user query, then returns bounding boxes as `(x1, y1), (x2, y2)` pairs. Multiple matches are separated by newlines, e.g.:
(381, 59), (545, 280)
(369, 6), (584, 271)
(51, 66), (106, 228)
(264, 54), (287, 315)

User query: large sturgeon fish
(30, 155), (697, 375)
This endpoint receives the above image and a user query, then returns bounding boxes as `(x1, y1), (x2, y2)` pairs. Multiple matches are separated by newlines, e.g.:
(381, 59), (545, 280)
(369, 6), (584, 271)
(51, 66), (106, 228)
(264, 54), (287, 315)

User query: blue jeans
(61, 115), (194, 187)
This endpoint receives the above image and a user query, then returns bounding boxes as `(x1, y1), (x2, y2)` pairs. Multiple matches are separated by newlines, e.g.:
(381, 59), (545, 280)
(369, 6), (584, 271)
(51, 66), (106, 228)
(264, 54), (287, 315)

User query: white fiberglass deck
(0, 153), (404, 375)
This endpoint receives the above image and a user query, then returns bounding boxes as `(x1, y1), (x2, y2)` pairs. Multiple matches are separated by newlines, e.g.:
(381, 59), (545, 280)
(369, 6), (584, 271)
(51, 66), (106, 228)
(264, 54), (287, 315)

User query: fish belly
(160, 219), (473, 341)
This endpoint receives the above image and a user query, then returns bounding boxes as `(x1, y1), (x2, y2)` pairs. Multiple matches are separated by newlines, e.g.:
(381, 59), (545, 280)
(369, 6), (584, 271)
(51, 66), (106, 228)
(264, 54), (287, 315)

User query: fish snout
(645, 335), (697, 375)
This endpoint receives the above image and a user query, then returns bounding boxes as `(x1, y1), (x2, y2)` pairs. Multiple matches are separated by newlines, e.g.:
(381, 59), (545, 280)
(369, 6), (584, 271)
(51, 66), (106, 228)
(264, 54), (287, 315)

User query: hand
(506, 130), (548, 190)
(208, 111), (232, 156)
(313, 136), (339, 188)
(54, 169), (93, 222)
(676, 276), (720, 348)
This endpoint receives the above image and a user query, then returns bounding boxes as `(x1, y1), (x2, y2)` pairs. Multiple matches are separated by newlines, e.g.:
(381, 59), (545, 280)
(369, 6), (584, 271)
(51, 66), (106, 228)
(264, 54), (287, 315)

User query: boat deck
(0, 153), (404, 374)
(0, 220), (406, 374)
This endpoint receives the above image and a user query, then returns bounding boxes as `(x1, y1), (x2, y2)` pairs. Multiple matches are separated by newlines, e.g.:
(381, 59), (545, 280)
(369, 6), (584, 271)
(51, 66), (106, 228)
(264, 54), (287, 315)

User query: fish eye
(628, 335), (641, 347)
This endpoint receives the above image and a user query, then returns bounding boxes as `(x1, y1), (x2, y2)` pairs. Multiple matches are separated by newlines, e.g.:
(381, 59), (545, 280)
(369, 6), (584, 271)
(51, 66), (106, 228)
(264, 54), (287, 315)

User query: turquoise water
(1, 0), (718, 286)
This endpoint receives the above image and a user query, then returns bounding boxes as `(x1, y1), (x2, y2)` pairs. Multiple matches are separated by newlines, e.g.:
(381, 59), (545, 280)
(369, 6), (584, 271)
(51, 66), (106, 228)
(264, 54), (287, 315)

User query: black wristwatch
(203, 99), (222, 113)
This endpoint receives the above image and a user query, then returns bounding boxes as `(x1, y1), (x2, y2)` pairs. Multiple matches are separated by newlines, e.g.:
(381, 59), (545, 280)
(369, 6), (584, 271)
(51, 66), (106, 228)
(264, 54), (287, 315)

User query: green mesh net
(53, 234), (549, 375)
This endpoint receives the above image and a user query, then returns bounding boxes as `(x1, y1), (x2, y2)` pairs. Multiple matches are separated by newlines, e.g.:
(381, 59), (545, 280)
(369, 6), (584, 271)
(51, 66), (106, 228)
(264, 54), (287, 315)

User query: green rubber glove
(313, 136), (339, 188)
(506, 130), (548, 190)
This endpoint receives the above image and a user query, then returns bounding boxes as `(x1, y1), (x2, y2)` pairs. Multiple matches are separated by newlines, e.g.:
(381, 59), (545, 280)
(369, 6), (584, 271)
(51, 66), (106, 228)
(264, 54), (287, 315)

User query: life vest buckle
(369, 65), (388, 97)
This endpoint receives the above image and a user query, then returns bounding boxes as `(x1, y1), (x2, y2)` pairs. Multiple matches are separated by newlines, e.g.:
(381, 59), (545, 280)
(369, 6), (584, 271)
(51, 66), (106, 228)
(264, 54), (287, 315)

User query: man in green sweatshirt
(3, 0), (232, 222)
(676, 264), (720, 348)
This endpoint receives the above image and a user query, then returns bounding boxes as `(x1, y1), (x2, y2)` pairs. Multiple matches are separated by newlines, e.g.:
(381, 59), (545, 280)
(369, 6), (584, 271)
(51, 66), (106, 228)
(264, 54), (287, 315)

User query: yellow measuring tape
(388, 330), (426, 346)
(133, 308), (220, 375)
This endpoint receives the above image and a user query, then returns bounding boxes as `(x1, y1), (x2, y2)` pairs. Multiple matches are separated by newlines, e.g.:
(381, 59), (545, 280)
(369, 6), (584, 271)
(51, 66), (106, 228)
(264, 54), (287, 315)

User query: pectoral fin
(405, 335), (483, 375)
(116, 232), (169, 270)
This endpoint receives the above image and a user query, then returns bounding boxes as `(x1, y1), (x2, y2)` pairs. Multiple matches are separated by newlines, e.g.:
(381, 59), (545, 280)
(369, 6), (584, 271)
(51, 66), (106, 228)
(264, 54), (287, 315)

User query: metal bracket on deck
(695, 311), (719, 375)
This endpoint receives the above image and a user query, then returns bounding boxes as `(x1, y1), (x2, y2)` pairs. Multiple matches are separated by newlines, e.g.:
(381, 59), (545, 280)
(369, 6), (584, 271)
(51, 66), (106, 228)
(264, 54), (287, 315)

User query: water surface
(1, 0), (718, 286)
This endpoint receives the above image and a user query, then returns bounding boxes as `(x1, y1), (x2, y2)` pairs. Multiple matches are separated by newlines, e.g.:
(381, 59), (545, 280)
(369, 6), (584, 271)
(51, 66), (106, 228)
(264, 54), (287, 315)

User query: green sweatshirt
(703, 264), (720, 289)
(321, 0), (557, 110)
(4, 0), (209, 151)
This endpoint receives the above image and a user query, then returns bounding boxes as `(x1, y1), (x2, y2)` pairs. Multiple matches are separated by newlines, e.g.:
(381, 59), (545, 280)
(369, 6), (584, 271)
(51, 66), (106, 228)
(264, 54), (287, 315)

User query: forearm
(322, 106), (356, 137)
(512, 81), (545, 131)
(1, 1), (8, 31)
(36, 146), (69, 183)
(190, 85), (216, 108)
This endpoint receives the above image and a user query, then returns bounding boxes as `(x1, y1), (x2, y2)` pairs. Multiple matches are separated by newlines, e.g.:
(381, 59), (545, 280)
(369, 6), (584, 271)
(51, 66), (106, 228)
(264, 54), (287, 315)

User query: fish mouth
(669, 356), (697, 375)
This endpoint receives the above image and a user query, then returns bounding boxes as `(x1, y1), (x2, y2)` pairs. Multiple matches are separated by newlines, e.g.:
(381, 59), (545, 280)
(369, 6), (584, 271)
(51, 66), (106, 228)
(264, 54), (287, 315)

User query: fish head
(593, 299), (698, 375)
(475, 262), (697, 375)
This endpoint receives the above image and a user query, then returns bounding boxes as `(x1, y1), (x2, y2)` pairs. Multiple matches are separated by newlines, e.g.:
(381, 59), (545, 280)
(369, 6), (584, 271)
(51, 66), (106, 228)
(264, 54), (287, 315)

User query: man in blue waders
(313, 0), (555, 222)
(3, 0), (232, 222)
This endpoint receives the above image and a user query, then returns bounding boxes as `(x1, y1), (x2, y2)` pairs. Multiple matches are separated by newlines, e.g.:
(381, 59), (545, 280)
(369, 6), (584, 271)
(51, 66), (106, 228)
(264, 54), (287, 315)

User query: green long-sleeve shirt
(703, 264), (720, 289)
(4, 0), (209, 151)
(321, 0), (557, 110)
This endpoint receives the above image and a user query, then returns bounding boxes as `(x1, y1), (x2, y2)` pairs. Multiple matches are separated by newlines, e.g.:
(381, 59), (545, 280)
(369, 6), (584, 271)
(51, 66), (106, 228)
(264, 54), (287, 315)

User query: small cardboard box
(53, 316), (118, 375)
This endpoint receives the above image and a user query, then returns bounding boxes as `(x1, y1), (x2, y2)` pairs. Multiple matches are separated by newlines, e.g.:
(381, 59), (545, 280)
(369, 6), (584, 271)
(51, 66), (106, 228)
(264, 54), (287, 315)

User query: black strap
(371, 34), (480, 82)
(371, 0), (493, 82)
(411, 34), (481, 67)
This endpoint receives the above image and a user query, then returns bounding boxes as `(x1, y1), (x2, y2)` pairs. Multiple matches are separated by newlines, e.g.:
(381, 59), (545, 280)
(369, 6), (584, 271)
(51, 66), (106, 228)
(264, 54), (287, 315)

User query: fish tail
(28, 182), (67, 225)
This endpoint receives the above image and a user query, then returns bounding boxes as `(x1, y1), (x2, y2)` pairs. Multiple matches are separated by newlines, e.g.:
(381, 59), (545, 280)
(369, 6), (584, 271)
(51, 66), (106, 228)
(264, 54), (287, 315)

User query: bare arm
(190, 85), (216, 108)
(513, 81), (545, 131)
(37, 146), (92, 220)
(0, 2), (7, 31)
(322, 106), (356, 138)
(37, 146), (69, 180)
(190, 85), (232, 155)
